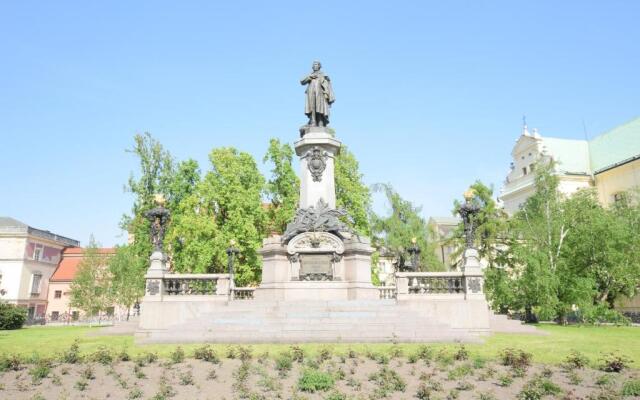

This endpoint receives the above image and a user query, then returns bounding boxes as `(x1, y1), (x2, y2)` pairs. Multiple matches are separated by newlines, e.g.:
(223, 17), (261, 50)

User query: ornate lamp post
(406, 237), (421, 272)
(457, 189), (480, 251)
(145, 194), (171, 254)
(226, 240), (240, 298)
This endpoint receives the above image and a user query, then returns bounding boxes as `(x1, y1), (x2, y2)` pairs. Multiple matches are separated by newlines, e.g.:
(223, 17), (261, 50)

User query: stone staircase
(138, 300), (486, 344)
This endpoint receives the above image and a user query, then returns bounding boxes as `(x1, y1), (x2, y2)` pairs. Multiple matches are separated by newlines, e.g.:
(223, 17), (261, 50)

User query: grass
(0, 324), (639, 368)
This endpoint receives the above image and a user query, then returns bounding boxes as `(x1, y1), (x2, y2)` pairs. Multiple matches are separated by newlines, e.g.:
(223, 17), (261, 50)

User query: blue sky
(1, 1), (639, 246)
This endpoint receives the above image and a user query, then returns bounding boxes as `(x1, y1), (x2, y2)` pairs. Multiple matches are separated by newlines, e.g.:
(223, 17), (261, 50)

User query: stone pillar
(396, 274), (409, 295)
(462, 248), (485, 300)
(216, 276), (230, 296)
(143, 251), (168, 302)
(295, 128), (341, 209)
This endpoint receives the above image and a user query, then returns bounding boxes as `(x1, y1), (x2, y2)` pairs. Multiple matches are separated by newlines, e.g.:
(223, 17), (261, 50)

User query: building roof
(540, 137), (591, 175)
(50, 247), (115, 282)
(589, 117), (640, 174)
(0, 217), (80, 247)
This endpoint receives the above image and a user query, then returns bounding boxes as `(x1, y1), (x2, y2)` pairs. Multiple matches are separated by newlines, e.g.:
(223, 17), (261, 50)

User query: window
(522, 167), (527, 176)
(529, 163), (535, 172)
(33, 244), (43, 261)
(51, 311), (59, 321)
(30, 273), (42, 295)
(54, 290), (62, 299)
(72, 311), (79, 321)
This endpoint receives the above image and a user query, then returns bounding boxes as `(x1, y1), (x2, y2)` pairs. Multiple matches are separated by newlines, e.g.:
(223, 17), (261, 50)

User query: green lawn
(0, 324), (637, 368)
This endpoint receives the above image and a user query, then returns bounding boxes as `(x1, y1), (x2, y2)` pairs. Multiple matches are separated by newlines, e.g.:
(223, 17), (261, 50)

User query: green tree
(69, 237), (112, 326)
(121, 133), (175, 260)
(335, 145), (372, 236)
(263, 138), (299, 234)
(562, 189), (640, 310)
(200, 147), (267, 285)
(165, 189), (219, 273)
(371, 183), (443, 271)
(108, 245), (146, 320)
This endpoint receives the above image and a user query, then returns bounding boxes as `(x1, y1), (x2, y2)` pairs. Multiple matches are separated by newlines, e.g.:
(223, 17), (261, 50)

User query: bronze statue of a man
(301, 61), (335, 128)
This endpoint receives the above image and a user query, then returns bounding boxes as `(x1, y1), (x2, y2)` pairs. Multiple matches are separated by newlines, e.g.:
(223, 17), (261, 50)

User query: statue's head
(312, 60), (322, 71)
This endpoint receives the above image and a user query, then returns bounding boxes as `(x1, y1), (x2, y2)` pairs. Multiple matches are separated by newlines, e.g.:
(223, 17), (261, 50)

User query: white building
(0, 217), (79, 320)
(500, 118), (640, 215)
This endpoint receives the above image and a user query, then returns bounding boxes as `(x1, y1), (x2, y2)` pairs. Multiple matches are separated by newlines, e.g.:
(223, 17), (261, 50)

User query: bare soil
(1, 355), (638, 399)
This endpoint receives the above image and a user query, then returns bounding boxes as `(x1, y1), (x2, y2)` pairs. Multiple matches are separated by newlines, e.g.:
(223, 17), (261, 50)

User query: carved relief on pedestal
(286, 232), (344, 281)
(304, 146), (329, 182)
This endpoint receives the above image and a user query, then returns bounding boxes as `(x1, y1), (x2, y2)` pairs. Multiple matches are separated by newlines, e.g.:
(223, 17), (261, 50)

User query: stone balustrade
(395, 271), (484, 299)
(378, 287), (397, 299)
(233, 287), (255, 300)
(144, 273), (232, 300)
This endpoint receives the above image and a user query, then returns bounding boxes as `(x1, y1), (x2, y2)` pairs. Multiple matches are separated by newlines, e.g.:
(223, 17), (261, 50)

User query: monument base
(257, 233), (377, 301)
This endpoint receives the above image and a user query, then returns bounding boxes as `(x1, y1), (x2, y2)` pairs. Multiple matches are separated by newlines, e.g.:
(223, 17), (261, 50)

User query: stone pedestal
(143, 251), (169, 302)
(256, 233), (378, 301)
(462, 248), (485, 300)
(295, 128), (341, 209)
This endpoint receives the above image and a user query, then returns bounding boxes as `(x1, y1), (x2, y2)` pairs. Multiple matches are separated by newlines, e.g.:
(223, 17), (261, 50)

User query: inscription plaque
(299, 253), (333, 281)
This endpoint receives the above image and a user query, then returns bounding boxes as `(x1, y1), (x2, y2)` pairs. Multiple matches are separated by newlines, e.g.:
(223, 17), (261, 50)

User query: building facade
(0, 217), (79, 320)
(500, 118), (640, 215)
(47, 247), (117, 322)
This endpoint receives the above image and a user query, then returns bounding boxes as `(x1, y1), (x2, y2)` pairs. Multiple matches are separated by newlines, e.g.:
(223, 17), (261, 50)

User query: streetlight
(406, 237), (421, 272)
(226, 240), (240, 298)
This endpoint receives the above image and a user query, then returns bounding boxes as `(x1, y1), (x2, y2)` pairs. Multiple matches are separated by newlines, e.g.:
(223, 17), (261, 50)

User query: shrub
(581, 304), (630, 326)
(622, 379), (640, 396)
(564, 350), (589, 370)
(29, 360), (51, 384)
(0, 354), (22, 371)
(169, 347), (185, 364)
(128, 387), (143, 399)
(117, 348), (131, 362)
(500, 348), (532, 370)
(81, 365), (95, 380)
(368, 366), (406, 394)
(275, 352), (293, 376)
(497, 374), (513, 387)
(455, 381), (474, 391)
(447, 364), (472, 380)
(416, 383), (433, 400)
(0, 302), (27, 330)
(325, 391), (347, 400)
(194, 345), (220, 364)
(389, 345), (403, 358)
(74, 379), (89, 391)
(567, 370), (582, 385)
(517, 376), (561, 400)
(346, 348), (357, 359)
(417, 345), (434, 362)
(290, 345), (305, 363)
(453, 345), (469, 361)
(61, 339), (82, 364)
(600, 353), (629, 373)
(90, 346), (113, 365)
(478, 392), (497, 400)
(237, 346), (253, 361)
(318, 347), (333, 362)
(298, 369), (335, 392)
